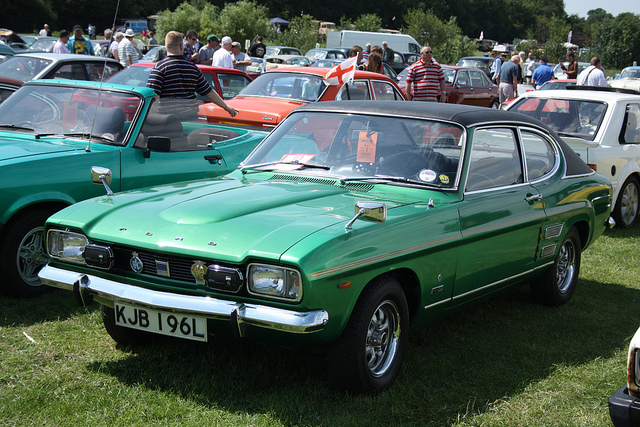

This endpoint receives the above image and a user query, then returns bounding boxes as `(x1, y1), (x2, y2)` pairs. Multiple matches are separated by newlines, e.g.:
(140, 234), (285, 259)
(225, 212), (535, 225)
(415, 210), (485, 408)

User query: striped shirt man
(147, 55), (213, 121)
(405, 48), (445, 102)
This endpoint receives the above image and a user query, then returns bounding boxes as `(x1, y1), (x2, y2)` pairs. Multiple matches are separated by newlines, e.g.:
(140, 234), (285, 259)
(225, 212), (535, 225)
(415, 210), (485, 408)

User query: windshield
(0, 56), (53, 81)
(509, 97), (606, 140)
(242, 111), (464, 188)
(239, 72), (324, 101)
(443, 69), (455, 85)
(29, 40), (55, 51)
(0, 84), (143, 145)
(620, 68), (640, 79)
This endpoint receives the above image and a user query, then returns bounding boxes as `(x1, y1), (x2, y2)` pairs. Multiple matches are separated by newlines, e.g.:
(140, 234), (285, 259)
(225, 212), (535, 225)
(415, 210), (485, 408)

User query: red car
(199, 67), (407, 128)
(107, 62), (253, 102)
(397, 65), (499, 108)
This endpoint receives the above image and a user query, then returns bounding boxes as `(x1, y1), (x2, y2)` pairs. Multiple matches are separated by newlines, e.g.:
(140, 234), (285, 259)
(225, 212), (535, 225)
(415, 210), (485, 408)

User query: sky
(563, 0), (640, 18)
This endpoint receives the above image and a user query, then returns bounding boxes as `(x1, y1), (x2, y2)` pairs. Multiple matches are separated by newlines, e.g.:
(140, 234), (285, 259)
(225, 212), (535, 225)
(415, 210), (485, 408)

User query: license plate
(114, 303), (207, 342)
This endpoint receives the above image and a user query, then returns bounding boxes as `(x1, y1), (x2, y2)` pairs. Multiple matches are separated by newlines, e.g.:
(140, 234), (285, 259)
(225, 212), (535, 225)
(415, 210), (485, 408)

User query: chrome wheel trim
(16, 225), (49, 286)
(556, 238), (576, 294)
(620, 181), (639, 227)
(365, 299), (401, 377)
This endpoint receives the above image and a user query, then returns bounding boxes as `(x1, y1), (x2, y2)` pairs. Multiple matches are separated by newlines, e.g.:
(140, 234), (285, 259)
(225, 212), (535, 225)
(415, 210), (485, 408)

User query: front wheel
(0, 209), (54, 297)
(530, 226), (581, 306)
(328, 277), (408, 394)
(613, 176), (639, 228)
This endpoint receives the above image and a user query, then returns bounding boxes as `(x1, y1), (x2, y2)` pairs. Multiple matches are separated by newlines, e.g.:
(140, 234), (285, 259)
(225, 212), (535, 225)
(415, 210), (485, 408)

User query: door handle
(525, 193), (543, 204)
(205, 154), (223, 165)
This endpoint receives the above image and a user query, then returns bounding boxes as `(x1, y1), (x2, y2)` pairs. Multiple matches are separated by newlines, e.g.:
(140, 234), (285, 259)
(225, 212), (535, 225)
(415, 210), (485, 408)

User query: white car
(506, 87), (640, 228)
(609, 326), (640, 425)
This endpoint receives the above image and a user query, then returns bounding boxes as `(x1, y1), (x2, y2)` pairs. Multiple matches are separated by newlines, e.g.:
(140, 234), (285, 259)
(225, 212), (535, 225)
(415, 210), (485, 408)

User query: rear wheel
(489, 99), (500, 109)
(101, 304), (153, 346)
(613, 176), (639, 228)
(0, 209), (54, 297)
(530, 227), (581, 306)
(328, 277), (408, 394)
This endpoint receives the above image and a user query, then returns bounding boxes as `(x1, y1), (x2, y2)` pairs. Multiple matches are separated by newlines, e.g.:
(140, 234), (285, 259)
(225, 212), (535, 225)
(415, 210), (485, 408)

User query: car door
(119, 113), (244, 189)
(468, 69), (494, 107)
(453, 126), (547, 307)
(453, 70), (475, 105)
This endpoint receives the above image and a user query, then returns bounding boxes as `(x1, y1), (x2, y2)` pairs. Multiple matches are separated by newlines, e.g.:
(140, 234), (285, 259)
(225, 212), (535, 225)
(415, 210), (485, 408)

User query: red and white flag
(323, 56), (358, 86)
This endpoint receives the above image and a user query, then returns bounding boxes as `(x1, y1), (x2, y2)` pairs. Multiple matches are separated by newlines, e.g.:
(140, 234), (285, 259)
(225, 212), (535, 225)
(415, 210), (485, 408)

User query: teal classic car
(39, 101), (613, 394)
(0, 79), (266, 297)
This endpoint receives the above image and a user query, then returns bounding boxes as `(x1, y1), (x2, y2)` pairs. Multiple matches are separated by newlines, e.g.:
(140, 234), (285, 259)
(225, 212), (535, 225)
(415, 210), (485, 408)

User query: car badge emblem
(156, 260), (170, 277)
(130, 251), (143, 273)
(190, 261), (208, 285)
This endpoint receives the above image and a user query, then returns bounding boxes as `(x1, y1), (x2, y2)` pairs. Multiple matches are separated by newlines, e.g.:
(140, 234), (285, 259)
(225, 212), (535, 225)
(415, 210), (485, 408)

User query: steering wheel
(379, 150), (448, 179)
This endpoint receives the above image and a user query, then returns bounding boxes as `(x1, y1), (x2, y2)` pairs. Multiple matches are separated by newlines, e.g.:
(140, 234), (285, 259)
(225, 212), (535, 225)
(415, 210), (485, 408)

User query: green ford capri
(39, 101), (614, 394)
(0, 79), (267, 297)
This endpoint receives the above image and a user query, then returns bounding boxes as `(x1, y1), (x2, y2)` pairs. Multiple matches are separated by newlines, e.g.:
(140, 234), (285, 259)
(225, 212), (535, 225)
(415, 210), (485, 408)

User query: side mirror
(91, 166), (113, 196)
(345, 201), (386, 230)
(144, 136), (171, 158)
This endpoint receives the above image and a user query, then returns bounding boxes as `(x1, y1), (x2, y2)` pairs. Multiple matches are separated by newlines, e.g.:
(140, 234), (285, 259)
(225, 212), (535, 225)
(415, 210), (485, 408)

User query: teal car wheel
(0, 209), (52, 297)
(530, 227), (581, 306)
(328, 277), (408, 394)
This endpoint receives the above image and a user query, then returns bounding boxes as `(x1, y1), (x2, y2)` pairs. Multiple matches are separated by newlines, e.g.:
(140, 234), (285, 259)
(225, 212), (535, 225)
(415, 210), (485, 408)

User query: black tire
(613, 176), (639, 228)
(530, 226), (581, 306)
(0, 209), (54, 297)
(327, 277), (408, 395)
(489, 99), (500, 109)
(101, 304), (154, 346)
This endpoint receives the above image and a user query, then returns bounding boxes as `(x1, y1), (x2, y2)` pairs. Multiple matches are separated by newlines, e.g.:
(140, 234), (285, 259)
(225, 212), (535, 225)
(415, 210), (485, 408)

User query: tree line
(4, 0), (639, 69)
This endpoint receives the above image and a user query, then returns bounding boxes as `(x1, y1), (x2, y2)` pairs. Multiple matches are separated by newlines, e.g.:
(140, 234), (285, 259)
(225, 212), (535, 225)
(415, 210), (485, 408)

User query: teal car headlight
(47, 230), (88, 265)
(247, 264), (302, 302)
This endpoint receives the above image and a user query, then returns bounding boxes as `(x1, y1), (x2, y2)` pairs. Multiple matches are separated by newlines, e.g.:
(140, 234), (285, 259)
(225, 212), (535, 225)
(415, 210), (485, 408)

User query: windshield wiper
(61, 132), (116, 143)
(240, 160), (330, 173)
(340, 175), (439, 187)
(0, 124), (35, 132)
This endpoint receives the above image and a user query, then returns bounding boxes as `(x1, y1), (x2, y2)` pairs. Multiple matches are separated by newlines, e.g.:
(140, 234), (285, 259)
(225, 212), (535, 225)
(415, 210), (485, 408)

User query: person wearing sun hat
(118, 29), (139, 68)
(66, 24), (94, 55)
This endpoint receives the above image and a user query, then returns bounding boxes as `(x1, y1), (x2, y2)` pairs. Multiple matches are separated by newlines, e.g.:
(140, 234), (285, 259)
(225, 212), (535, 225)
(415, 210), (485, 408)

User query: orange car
(199, 66), (407, 128)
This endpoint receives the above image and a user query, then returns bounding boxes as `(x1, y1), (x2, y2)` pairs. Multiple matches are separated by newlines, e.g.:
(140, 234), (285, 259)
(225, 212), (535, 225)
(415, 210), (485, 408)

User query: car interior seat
(135, 113), (187, 150)
(83, 105), (125, 140)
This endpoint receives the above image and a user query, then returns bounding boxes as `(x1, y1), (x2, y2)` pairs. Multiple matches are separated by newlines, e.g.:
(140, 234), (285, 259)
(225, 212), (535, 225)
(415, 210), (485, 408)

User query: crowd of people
(35, 22), (612, 107)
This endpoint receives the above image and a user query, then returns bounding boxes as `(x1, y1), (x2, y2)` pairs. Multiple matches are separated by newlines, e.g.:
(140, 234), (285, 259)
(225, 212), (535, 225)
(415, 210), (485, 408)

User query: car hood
(50, 173), (438, 263)
(0, 133), (91, 161)
(201, 96), (307, 127)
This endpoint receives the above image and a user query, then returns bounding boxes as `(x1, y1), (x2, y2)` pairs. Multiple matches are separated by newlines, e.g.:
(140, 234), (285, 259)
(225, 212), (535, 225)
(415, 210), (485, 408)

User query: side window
(456, 71), (469, 87)
(371, 81), (403, 100)
(216, 73), (252, 100)
(52, 64), (75, 80)
(466, 128), (523, 191)
(521, 130), (556, 180)
(337, 81), (370, 101)
(621, 104), (640, 144)
(470, 70), (488, 87)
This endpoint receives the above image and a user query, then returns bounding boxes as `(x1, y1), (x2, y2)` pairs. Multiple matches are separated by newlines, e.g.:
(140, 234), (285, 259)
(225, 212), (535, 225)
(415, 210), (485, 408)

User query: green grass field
(1, 225), (638, 426)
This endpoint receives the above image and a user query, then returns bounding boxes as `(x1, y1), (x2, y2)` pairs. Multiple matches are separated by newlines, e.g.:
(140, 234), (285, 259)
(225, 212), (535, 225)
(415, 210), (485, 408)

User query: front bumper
(609, 385), (640, 427)
(39, 264), (329, 338)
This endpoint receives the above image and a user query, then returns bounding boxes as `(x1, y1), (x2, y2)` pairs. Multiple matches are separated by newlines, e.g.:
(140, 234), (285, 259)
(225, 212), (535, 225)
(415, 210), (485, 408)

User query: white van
(326, 30), (421, 54)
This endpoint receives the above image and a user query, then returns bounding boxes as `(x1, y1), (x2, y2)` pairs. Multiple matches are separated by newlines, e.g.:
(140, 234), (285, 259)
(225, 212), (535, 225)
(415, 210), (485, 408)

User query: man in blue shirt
(499, 54), (520, 104)
(531, 56), (555, 89)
